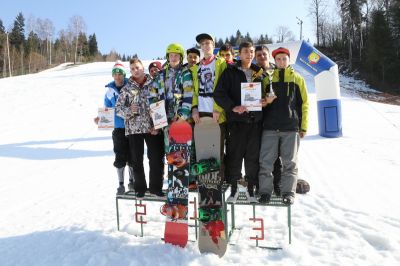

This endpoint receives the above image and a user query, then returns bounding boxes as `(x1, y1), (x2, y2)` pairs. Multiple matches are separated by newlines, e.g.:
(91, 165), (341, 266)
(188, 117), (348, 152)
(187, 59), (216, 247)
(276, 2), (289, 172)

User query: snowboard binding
(166, 150), (187, 168)
(191, 158), (220, 176)
(198, 207), (224, 223)
(160, 203), (188, 221)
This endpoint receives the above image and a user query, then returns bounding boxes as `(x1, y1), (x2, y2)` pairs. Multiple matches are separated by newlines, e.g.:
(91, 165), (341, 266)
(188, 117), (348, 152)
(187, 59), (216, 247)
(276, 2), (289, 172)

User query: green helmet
(166, 43), (185, 61)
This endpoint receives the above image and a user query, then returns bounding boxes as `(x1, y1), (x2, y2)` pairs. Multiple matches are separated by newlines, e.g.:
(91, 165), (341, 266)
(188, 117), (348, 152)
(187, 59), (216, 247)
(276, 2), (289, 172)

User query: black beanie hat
(186, 47), (200, 57)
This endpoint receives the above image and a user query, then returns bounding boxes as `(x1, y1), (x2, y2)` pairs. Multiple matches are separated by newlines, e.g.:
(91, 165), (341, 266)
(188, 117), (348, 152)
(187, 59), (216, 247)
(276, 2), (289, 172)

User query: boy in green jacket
(258, 47), (309, 205)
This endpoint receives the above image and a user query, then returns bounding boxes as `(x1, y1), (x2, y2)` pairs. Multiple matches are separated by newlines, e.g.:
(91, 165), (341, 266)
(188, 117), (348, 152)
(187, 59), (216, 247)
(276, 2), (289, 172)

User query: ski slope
(0, 62), (399, 266)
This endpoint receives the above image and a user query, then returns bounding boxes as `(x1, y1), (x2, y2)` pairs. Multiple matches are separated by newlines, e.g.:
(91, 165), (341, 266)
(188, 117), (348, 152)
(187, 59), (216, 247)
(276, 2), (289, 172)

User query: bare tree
(26, 15), (36, 73)
(57, 29), (72, 62)
(68, 15), (86, 64)
(275, 26), (296, 43)
(43, 19), (55, 65)
(105, 49), (119, 62)
(308, 0), (328, 46)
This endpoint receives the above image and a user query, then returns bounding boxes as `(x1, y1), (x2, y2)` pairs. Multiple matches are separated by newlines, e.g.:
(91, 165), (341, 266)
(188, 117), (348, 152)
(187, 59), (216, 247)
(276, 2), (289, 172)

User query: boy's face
(274, 53), (289, 69)
(187, 52), (199, 66)
(149, 67), (159, 77)
(113, 72), (125, 86)
(130, 62), (144, 79)
(168, 52), (181, 68)
(255, 49), (270, 67)
(219, 50), (233, 62)
(239, 46), (255, 65)
(200, 39), (214, 54)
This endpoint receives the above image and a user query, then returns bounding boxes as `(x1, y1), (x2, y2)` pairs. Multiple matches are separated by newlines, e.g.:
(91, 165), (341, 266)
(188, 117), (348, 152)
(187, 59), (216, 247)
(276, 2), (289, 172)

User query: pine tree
(25, 31), (43, 73)
(244, 32), (252, 42)
(389, 0), (400, 85)
(0, 19), (5, 49)
(0, 19), (5, 77)
(338, 0), (365, 68)
(0, 19), (5, 34)
(235, 30), (243, 45)
(264, 33), (273, 44)
(88, 33), (98, 57)
(25, 31), (40, 55)
(365, 9), (394, 84)
(9, 12), (25, 50)
(390, 0), (400, 52)
(216, 38), (224, 47)
(229, 35), (235, 46)
(258, 34), (266, 44)
(77, 32), (89, 61)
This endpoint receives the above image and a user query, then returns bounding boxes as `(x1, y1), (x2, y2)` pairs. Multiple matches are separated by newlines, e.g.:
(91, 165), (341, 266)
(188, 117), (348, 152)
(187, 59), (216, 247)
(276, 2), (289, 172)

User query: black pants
(225, 122), (262, 183)
(112, 128), (130, 168)
(128, 133), (164, 193)
(273, 156), (282, 188)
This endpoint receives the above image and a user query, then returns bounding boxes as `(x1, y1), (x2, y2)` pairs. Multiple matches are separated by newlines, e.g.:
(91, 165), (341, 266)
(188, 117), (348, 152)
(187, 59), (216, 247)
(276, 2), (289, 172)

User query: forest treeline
(1, 0), (400, 94)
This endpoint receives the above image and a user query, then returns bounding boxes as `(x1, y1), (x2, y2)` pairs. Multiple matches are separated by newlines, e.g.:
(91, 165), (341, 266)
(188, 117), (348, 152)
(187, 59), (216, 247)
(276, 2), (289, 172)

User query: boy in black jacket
(214, 41), (265, 203)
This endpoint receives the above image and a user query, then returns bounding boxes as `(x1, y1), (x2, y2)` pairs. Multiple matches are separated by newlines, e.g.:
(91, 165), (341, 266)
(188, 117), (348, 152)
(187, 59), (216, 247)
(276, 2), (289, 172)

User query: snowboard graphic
(163, 120), (192, 247)
(193, 117), (227, 257)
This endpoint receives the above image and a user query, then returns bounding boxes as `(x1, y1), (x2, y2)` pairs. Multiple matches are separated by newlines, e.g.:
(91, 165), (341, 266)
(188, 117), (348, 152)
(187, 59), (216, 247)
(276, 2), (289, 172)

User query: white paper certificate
(241, 82), (262, 111)
(150, 100), (168, 129)
(98, 107), (114, 130)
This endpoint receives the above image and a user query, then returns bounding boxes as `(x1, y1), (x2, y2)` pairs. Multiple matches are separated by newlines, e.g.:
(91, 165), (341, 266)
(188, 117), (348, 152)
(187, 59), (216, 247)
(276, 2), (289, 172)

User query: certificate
(98, 107), (114, 130)
(241, 82), (262, 111)
(150, 100), (168, 129)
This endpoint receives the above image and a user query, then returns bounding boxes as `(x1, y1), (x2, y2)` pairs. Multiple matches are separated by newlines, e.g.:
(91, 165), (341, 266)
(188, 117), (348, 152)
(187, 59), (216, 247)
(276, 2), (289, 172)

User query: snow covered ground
(0, 61), (399, 266)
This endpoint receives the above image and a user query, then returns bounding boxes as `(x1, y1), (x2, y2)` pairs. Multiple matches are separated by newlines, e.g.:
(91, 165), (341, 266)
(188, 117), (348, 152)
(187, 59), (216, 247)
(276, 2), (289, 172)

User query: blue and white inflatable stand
(269, 41), (342, 138)
(215, 41), (343, 138)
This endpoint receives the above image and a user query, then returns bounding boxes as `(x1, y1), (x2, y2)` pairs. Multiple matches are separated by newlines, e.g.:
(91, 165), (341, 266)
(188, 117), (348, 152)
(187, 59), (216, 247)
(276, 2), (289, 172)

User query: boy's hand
(192, 108), (200, 124)
(93, 116), (99, 125)
(150, 128), (159, 135)
(232, 106), (248, 114)
(261, 95), (277, 107)
(212, 111), (220, 122)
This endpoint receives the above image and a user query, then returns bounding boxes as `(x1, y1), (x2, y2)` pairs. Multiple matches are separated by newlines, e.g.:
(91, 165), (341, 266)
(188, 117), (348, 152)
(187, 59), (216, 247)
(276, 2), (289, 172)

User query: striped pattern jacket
(150, 63), (194, 123)
(115, 74), (155, 135)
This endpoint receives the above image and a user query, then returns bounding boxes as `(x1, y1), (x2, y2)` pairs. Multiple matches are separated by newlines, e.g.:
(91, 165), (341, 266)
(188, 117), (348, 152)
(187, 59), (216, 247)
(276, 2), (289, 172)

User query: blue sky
(1, 0), (322, 59)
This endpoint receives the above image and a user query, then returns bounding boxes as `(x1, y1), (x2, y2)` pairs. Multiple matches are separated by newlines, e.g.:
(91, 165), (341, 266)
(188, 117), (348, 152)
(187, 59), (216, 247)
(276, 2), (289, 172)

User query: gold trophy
(131, 88), (140, 115)
(173, 93), (183, 118)
(174, 93), (183, 101)
(266, 68), (275, 97)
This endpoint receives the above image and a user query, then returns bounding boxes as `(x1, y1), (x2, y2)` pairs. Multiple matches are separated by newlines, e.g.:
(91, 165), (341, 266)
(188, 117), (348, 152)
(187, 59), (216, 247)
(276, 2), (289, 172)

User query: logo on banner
(308, 51), (321, 65)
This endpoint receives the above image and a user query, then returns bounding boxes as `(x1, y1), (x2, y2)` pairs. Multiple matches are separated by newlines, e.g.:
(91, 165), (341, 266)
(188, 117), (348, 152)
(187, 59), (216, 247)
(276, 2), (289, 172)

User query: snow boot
(282, 193), (295, 205)
(116, 167), (125, 195)
(258, 193), (271, 204)
(246, 179), (258, 203)
(226, 181), (238, 203)
(117, 185), (125, 195)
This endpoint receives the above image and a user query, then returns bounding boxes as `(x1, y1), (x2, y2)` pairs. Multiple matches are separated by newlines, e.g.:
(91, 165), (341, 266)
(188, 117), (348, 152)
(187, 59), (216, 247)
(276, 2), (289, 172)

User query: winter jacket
(104, 78), (128, 128)
(191, 56), (227, 123)
(261, 66), (309, 132)
(214, 61), (265, 123)
(115, 74), (155, 135)
(150, 63), (193, 122)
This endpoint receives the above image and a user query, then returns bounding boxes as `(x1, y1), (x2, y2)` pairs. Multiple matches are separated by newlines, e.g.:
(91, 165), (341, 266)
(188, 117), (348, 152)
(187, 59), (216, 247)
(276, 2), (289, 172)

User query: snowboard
(193, 117), (227, 257)
(163, 120), (192, 247)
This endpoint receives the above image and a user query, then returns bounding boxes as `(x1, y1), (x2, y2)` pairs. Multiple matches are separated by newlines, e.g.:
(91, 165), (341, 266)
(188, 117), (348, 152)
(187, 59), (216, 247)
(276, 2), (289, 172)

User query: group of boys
(98, 33), (308, 205)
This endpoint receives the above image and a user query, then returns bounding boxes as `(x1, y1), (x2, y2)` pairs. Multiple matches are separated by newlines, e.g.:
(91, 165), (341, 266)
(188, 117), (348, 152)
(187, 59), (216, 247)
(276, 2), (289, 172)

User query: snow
(1, 61), (400, 266)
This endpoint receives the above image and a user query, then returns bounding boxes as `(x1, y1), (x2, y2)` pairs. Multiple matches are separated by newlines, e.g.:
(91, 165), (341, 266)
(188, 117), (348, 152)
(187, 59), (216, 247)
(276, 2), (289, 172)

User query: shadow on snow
(0, 136), (112, 160)
(0, 227), (192, 266)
